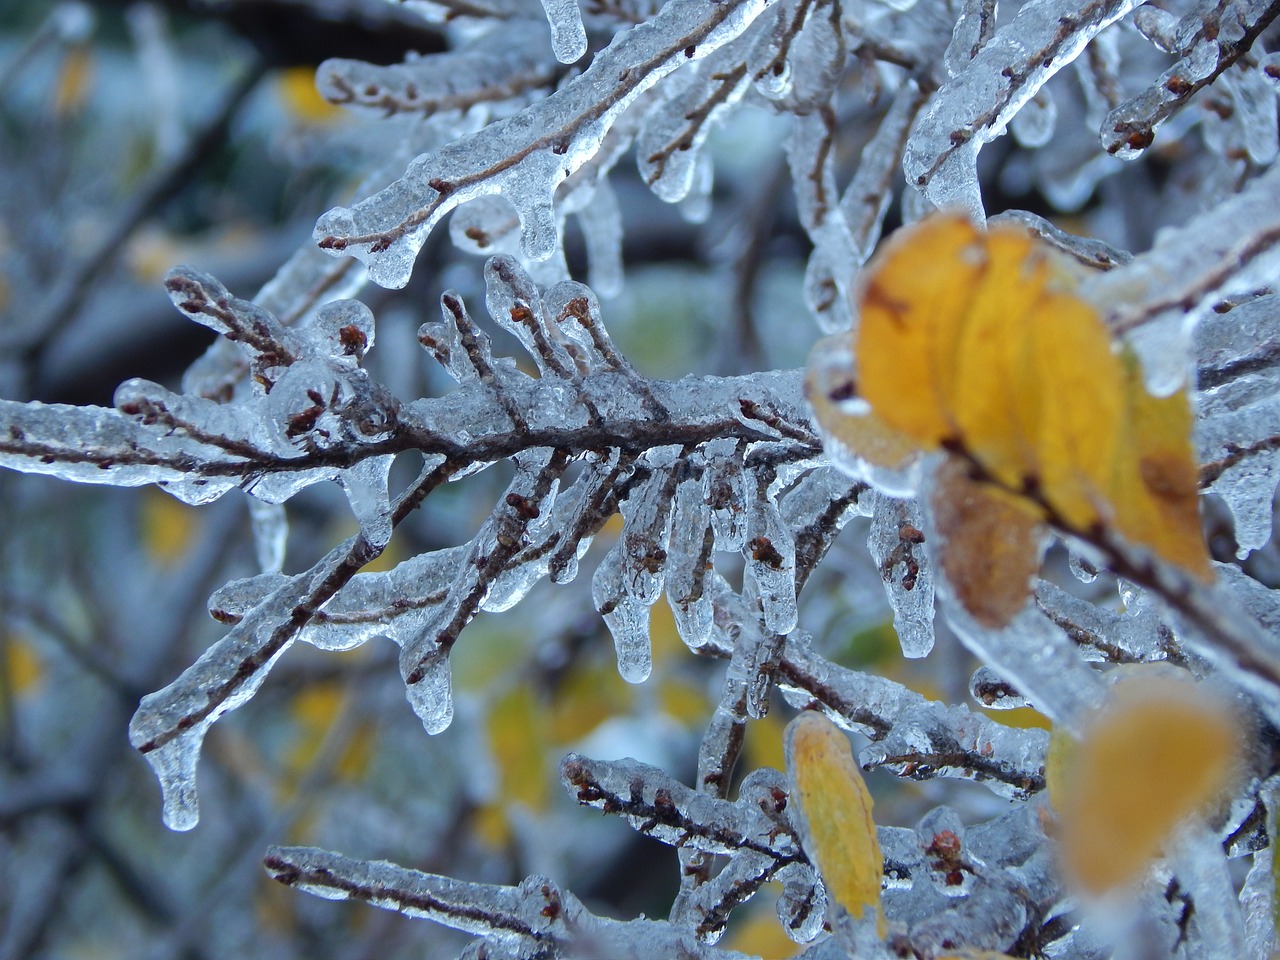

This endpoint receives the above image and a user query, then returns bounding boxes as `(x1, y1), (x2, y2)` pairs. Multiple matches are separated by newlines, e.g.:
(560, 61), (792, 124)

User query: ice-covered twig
(989, 209), (1133, 270)
(314, 0), (779, 287)
(1086, 161), (1280, 343)
(776, 634), (1050, 799)
(317, 46), (557, 119)
(904, 0), (1145, 214)
(1102, 0), (1280, 159)
(264, 845), (757, 959)
(127, 457), (458, 830)
(563, 754), (821, 942)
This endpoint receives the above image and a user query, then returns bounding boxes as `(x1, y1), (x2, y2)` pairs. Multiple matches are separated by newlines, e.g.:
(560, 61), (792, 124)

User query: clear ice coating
(1085, 154), (1280, 387)
(1195, 293), (1280, 555)
(942, 600), (1106, 734)
(316, 46), (555, 123)
(129, 571), (316, 829)
(665, 456), (716, 649)
(637, 35), (753, 203)
(743, 476), (798, 636)
(11, 0), (1280, 945)
(540, 0), (588, 63)
(904, 0), (1144, 210)
(313, 0), (780, 288)
(867, 492), (935, 658)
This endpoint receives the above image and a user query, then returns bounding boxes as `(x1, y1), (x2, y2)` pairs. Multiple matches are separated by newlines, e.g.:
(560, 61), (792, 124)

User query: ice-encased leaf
(314, 0), (780, 288)
(1049, 669), (1244, 895)
(785, 712), (885, 932)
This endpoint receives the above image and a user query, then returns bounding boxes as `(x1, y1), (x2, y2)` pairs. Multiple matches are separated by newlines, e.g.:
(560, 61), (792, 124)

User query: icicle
(1010, 89), (1058, 148)
(744, 476), (798, 636)
(574, 178), (625, 298)
(706, 440), (750, 551)
(665, 456), (716, 649)
(339, 455), (395, 549)
(540, 0), (588, 63)
(400, 644), (455, 735)
(593, 542), (654, 683)
(866, 493), (935, 658)
(247, 498), (287, 574)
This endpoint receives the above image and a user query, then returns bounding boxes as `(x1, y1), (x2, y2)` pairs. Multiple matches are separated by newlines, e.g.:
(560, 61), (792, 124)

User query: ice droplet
(400, 646), (455, 735)
(1010, 89), (1058, 148)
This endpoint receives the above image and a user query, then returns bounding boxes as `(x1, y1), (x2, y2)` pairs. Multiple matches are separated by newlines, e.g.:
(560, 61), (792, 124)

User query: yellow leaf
(1108, 352), (1208, 578)
(856, 214), (985, 447)
(804, 341), (918, 472)
(806, 211), (1212, 610)
(1049, 670), (1243, 894)
(784, 711), (884, 934)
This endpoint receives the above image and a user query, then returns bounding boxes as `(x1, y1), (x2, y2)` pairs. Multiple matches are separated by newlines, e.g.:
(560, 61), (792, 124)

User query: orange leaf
(805, 211), (1211, 600)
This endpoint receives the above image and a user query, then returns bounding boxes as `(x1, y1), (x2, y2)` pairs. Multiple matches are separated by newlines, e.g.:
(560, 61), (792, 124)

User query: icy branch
(314, 0), (779, 287)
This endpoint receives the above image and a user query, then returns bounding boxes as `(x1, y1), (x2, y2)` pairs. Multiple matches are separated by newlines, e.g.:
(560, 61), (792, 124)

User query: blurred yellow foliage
(479, 683), (552, 846)
(275, 66), (345, 124)
(53, 47), (93, 117)
(4, 634), (43, 697)
(283, 681), (374, 796)
(1048, 670), (1242, 894)
(140, 489), (199, 565)
(723, 902), (803, 959)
